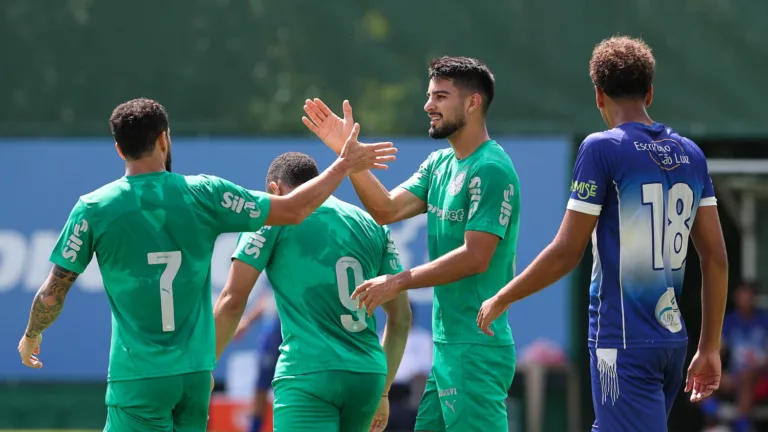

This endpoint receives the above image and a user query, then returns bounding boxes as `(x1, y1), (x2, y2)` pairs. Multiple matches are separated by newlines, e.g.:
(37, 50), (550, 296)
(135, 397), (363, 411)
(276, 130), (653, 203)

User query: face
(424, 78), (467, 139)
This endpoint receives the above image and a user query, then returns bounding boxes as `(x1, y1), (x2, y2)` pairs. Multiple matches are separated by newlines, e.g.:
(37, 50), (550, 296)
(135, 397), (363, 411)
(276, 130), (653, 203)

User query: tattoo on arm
(25, 265), (79, 338)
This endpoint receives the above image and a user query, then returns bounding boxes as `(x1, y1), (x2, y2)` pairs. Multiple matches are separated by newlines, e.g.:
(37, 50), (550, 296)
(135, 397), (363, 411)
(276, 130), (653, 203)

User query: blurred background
(1, 1), (767, 431)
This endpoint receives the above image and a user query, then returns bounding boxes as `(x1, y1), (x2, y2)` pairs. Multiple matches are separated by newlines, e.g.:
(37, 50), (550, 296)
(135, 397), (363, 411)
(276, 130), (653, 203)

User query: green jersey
(399, 140), (520, 346)
(49, 171), (272, 382)
(232, 196), (402, 378)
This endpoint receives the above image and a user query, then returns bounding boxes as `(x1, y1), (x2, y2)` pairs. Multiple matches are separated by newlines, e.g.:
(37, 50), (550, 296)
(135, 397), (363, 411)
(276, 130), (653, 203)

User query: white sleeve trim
(700, 197), (718, 207)
(567, 199), (602, 216)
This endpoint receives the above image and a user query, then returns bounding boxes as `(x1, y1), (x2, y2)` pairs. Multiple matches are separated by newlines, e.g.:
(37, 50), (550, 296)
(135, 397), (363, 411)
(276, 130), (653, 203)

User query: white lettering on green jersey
(398, 140), (520, 346)
(49, 171), (271, 381)
(232, 196), (402, 378)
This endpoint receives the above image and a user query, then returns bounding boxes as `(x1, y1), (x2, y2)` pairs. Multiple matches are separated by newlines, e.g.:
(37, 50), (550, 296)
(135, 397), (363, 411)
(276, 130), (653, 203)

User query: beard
(165, 151), (172, 172)
(428, 116), (465, 140)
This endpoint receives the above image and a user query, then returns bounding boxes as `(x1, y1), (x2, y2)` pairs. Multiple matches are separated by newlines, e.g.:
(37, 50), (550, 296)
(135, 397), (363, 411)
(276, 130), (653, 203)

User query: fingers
(22, 355), (43, 368)
(303, 102), (325, 126)
(362, 142), (394, 151)
(342, 100), (354, 122)
(351, 282), (368, 300)
(313, 98), (332, 117)
(346, 122), (361, 142)
(684, 371), (692, 393)
(302, 116), (320, 135)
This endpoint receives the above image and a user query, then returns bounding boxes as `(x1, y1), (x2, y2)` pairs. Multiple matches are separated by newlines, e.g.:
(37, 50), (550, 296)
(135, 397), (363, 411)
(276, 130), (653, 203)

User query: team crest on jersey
(448, 171), (466, 196)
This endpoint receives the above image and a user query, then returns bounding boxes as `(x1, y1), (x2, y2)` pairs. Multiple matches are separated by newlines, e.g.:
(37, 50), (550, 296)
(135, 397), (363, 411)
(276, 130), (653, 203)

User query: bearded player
(303, 56), (520, 432)
(214, 152), (411, 432)
(477, 36), (728, 432)
(16, 99), (396, 431)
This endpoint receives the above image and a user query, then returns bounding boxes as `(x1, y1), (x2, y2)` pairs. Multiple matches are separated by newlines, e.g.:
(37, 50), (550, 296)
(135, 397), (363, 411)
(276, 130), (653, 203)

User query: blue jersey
(568, 122), (717, 349)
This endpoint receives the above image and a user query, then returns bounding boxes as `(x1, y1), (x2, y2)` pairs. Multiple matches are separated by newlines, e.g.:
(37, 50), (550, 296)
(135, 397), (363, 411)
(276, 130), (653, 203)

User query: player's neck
(124, 159), (167, 177)
(448, 123), (491, 160)
(607, 105), (654, 129)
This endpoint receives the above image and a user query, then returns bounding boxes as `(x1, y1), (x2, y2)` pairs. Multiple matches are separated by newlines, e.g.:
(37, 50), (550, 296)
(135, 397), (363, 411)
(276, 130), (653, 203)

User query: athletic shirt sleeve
(231, 226), (281, 272)
(566, 134), (615, 216)
(465, 161), (520, 239)
(699, 155), (717, 207)
(397, 153), (432, 202)
(378, 225), (403, 276)
(204, 175), (272, 234)
(49, 198), (95, 274)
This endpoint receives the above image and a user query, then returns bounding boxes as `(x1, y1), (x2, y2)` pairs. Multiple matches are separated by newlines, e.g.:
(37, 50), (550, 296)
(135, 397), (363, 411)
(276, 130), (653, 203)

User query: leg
(414, 371), (445, 432)
(590, 347), (668, 432)
(432, 343), (516, 432)
(272, 373), (340, 432)
(338, 372), (386, 432)
(173, 371), (213, 432)
(663, 347), (688, 416)
(250, 341), (279, 432)
(104, 376), (180, 432)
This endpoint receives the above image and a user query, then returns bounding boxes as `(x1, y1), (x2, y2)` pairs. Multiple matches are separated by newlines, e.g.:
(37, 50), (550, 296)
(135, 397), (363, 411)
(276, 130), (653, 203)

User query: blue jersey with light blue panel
(568, 122), (717, 350)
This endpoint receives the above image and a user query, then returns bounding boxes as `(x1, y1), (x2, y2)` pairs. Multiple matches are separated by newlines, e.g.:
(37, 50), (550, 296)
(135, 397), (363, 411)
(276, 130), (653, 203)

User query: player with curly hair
(477, 36), (729, 432)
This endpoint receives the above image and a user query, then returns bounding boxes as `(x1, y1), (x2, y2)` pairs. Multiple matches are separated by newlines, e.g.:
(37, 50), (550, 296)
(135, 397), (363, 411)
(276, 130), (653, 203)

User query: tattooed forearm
(25, 265), (79, 338)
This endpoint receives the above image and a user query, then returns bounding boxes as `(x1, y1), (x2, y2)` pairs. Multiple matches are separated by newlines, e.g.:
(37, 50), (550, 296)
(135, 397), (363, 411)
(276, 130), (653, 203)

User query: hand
(337, 123), (397, 174)
(476, 296), (509, 336)
(351, 274), (403, 316)
(302, 98), (354, 154)
(234, 320), (250, 341)
(685, 349), (721, 402)
(18, 333), (43, 368)
(210, 373), (215, 392)
(369, 395), (389, 432)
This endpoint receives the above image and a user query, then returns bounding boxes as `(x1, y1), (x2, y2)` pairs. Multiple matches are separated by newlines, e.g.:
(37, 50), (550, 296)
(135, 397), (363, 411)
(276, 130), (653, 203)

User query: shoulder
(580, 130), (623, 154)
(428, 148), (455, 166)
(78, 178), (131, 209)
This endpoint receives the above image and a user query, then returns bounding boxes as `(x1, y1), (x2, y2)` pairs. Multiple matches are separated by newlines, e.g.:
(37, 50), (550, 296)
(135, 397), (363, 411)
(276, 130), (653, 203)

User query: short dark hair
(589, 36), (656, 100)
(266, 152), (319, 189)
(109, 98), (169, 160)
(428, 56), (495, 112)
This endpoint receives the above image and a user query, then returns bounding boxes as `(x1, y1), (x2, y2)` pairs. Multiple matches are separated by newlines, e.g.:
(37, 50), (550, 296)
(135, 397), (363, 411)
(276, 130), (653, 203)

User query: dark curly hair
(589, 36), (656, 100)
(266, 152), (320, 189)
(109, 98), (169, 160)
(428, 56), (495, 112)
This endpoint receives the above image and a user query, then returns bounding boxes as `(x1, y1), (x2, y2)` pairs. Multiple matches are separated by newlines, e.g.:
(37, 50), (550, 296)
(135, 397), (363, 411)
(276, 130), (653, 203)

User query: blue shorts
(256, 318), (283, 391)
(590, 346), (687, 432)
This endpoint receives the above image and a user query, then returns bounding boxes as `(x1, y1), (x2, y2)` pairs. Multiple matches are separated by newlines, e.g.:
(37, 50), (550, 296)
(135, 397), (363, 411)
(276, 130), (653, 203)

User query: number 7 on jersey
(148, 251), (182, 332)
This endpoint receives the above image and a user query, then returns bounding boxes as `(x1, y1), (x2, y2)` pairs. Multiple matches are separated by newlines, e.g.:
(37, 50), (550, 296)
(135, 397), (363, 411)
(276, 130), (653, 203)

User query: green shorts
(272, 370), (385, 432)
(104, 371), (211, 432)
(415, 343), (516, 432)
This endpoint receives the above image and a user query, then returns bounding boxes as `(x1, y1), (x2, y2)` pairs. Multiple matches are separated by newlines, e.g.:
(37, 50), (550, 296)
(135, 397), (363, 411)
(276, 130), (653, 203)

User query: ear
(645, 85), (653, 108)
(466, 93), (483, 114)
(115, 142), (126, 161)
(595, 86), (606, 109)
(268, 181), (280, 195)
(157, 131), (169, 154)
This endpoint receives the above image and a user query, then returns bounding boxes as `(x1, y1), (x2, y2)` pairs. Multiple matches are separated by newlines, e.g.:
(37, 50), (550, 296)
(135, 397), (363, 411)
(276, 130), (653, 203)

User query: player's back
(68, 171), (269, 381)
(574, 122), (716, 349)
(258, 196), (396, 378)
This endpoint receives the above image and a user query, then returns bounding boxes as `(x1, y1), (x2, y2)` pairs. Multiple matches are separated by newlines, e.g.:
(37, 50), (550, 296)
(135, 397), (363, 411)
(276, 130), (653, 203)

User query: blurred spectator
(386, 304), (433, 431)
(701, 282), (768, 432)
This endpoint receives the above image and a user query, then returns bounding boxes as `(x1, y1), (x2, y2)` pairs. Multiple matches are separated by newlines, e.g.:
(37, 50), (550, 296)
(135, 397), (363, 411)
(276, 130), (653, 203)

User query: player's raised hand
(338, 123), (397, 174)
(477, 295), (508, 336)
(369, 395), (389, 432)
(685, 349), (722, 402)
(18, 333), (43, 369)
(302, 98), (355, 154)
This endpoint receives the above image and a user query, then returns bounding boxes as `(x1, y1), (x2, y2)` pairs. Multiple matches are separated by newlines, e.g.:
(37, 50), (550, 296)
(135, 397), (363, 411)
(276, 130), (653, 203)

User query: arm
(25, 265), (79, 338)
(214, 259), (262, 359)
(240, 293), (270, 328)
(267, 123), (397, 225)
(215, 228), (279, 359)
(348, 172), (427, 225)
(690, 205), (728, 353)
(379, 293), (412, 395)
(495, 210), (596, 304)
(393, 230), (500, 291)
